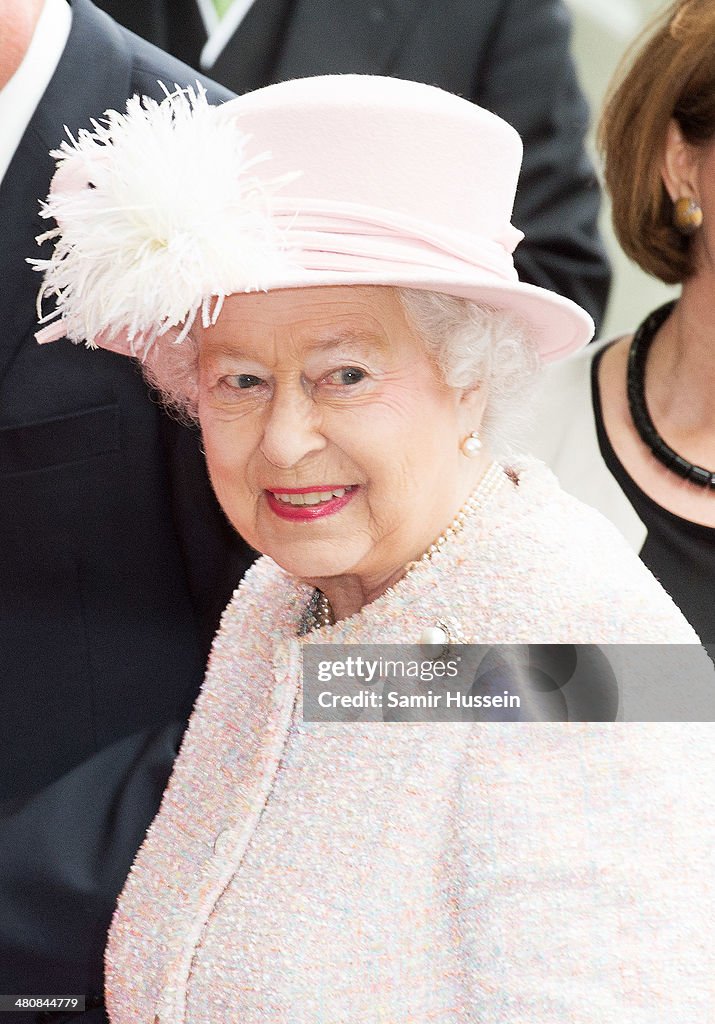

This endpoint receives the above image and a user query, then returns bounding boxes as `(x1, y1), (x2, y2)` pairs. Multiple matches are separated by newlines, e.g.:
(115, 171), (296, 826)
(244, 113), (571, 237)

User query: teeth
(272, 487), (350, 506)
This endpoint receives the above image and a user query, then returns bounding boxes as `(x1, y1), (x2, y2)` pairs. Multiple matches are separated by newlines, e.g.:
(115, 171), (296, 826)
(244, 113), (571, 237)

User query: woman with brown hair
(528, 0), (715, 643)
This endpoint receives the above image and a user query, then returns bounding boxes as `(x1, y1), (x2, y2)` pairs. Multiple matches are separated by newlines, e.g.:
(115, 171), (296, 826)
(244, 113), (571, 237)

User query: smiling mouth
(268, 485), (357, 507)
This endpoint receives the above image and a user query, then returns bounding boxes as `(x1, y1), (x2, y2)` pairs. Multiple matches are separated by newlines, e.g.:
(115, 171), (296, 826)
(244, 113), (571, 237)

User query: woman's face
(197, 286), (487, 594)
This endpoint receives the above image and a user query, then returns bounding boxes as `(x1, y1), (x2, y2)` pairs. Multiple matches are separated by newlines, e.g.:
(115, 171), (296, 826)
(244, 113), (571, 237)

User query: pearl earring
(461, 430), (482, 457)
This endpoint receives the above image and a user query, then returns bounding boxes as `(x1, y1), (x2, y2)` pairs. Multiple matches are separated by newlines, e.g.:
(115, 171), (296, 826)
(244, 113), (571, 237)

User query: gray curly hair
(143, 287), (541, 456)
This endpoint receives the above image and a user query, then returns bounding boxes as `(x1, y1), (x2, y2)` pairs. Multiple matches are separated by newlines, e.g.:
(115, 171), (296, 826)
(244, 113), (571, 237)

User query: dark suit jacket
(95, 0), (611, 331)
(0, 1), (254, 1018)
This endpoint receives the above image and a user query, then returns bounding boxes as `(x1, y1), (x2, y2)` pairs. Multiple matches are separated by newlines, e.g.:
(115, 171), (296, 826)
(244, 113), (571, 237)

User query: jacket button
(420, 625), (449, 659)
(213, 828), (234, 855)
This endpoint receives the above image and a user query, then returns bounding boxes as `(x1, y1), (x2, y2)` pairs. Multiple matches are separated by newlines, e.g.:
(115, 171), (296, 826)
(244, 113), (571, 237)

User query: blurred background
(565, 0), (678, 337)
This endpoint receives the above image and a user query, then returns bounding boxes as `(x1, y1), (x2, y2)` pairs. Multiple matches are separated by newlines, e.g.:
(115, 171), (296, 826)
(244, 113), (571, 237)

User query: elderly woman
(33, 76), (713, 1022)
(526, 0), (715, 642)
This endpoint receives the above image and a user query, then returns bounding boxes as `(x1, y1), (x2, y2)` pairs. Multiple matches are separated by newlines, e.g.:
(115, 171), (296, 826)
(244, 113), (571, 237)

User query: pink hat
(32, 75), (593, 361)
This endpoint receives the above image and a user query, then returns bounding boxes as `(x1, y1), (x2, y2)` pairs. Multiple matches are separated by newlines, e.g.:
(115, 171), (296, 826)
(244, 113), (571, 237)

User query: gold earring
(673, 196), (703, 235)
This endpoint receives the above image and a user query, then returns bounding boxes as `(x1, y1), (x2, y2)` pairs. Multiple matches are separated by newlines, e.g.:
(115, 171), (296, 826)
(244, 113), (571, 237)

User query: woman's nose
(259, 385), (326, 469)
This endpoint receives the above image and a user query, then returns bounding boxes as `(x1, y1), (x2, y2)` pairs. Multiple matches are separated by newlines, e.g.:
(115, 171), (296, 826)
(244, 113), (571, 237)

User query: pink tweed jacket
(105, 460), (714, 1023)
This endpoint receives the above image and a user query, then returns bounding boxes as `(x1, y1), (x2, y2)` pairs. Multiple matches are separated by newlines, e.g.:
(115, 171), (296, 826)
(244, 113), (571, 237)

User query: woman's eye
(323, 367), (366, 386)
(224, 374), (264, 390)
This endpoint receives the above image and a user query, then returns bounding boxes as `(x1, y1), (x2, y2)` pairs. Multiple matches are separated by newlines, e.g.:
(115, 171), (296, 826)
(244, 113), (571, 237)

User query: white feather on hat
(30, 84), (297, 356)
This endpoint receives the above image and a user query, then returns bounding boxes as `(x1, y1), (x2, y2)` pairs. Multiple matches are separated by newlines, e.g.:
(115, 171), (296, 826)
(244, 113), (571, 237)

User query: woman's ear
(662, 118), (700, 203)
(457, 378), (488, 434)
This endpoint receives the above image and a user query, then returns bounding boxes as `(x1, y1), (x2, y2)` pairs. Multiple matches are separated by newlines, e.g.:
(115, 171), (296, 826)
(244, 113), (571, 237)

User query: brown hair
(599, 0), (715, 283)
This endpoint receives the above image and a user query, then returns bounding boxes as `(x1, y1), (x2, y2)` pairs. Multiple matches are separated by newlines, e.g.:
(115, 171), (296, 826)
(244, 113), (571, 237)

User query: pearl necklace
(298, 461), (506, 635)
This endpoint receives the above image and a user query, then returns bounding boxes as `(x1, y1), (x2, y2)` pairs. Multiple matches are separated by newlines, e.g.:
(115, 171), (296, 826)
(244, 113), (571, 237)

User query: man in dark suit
(0, 1), (253, 1019)
(95, 0), (612, 331)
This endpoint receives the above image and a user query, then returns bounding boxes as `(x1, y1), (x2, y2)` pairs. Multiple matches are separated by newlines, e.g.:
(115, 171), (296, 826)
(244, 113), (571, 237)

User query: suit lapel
(208, 0), (293, 92)
(270, 0), (427, 83)
(0, 0), (133, 387)
(0, 127), (51, 383)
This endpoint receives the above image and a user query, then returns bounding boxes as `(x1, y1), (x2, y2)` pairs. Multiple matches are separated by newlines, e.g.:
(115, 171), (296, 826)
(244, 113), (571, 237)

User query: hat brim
(72, 268), (592, 364)
(220, 269), (594, 363)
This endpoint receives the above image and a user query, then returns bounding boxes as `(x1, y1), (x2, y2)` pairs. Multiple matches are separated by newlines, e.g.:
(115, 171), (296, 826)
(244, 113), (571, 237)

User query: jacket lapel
(0, 0), (133, 388)
(152, 613), (303, 1023)
(0, 128), (51, 384)
(273, 0), (428, 81)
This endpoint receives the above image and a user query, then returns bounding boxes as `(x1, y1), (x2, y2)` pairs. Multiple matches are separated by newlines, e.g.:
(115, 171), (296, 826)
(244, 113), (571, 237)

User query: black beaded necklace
(627, 301), (715, 489)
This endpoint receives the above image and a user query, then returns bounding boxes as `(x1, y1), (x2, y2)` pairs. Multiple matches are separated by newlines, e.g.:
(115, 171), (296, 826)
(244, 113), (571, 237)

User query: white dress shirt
(0, 0), (71, 187)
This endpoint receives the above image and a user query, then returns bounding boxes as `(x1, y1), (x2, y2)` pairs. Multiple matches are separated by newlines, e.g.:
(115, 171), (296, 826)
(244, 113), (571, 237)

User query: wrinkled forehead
(197, 285), (411, 358)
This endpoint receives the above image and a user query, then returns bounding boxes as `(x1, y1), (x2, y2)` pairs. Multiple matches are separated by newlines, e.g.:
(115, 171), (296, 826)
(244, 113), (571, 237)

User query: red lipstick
(266, 485), (357, 521)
